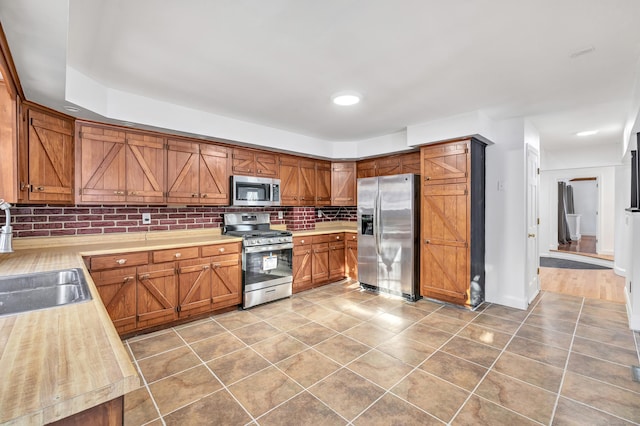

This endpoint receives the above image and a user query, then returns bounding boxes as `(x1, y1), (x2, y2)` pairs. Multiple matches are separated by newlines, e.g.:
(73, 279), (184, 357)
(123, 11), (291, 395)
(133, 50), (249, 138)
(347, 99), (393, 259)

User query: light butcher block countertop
(0, 229), (241, 425)
(292, 221), (357, 237)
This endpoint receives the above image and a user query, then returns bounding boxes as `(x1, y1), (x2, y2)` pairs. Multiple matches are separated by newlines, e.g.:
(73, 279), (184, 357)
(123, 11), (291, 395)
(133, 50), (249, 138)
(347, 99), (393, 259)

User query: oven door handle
(244, 243), (293, 253)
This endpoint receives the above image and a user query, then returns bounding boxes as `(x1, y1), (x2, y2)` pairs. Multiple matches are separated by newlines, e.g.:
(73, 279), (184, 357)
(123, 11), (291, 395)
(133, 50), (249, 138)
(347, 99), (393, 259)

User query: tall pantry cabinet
(420, 138), (486, 308)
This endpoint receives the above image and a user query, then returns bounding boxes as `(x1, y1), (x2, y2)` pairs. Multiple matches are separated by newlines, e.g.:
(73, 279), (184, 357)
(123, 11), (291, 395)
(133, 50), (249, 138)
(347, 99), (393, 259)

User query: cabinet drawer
(329, 233), (344, 242)
(293, 236), (312, 246)
(312, 234), (331, 244)
(347, 233), (357, 241)
(211, 253), (240, 268)
(330, 241), (345, 249)
(201, 242), (240, 257)
(152, 246), (199, 263)
(312, 242), (329, 252)
(90, 252), (149, 271)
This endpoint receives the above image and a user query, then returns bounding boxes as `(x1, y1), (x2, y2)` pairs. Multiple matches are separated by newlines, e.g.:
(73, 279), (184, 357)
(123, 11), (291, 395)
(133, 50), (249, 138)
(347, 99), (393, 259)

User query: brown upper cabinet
(166, 139), (230, 205)
(19, 105), (74, 204)
(232, 147), (279, 178)
(356, 151), (420, 179)
(331, 162), (356, 206)
(77, 123), (165, 204)
(279, 155), (317, 206)
(315, 160), (331, 206)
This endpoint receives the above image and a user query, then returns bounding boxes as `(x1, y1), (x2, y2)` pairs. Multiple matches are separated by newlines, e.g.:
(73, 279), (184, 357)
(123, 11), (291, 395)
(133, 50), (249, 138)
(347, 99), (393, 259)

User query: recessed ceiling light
(576, 130), (598, 136)
(63, 105), (80, 112)
(331, 91), (361, 106)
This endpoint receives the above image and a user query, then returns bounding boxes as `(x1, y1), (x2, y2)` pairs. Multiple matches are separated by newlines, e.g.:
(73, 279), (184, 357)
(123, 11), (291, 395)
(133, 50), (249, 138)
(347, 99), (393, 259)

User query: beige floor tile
(475, 371), (557, 424)
(286, 321), (337, 346)
(398, 323), (453, 349)
(575, 323), (637, 350)
(451, 395), (539, 426)
(387, 304), (432, 322)
(296, 303), (339, 321)
(228, 366), (302, 417)
(435, 305), (480, 322)
(532, 301), (581, 322)
(581, 305), (629, 325)
(481, 304), (529, 322)
(309, 368), (385, 420)
(524, 313), (576, 335)
(471, 313), (521, 334)
(582, 298), (627, 313)
(392, 369), (469, 423)
(249, 300), (293, 319)
(552, 396), (637, 426)
(174, 319), (225, 344)
(313, 334), (371, 365)
(214, 310), (261, 330)
(257, 391), (347, 426)
(457, 324), (512, 349)
(251, 333), (309, 363)
(206, 347), (270, 386)
(348, 349), (413, 389)
(148, 365), (222, 415)
(419, 312), (468, 334)
(342, 322), (395, 347)
(137, 346), (201, 383)
(493, 351), (564, 392)
(360, 295), (407, 312)
(377, 334), (436, 366)
(341, 302), (381, 321)
(189, 331), (245, 361)
(354, 393), (443, 426)
(124, 386), (159, 426)
(128, 330), (185, 360)
(163, 389), (252, 426)
(516, 324), (573, 350)
(419, 351), (487, 391)
(314, 310), (363, 332)
(277, 349), (341, 388)
(265, 310), (310, 331)
(441, 336), (502, 368)
(567, 352), (640, 393)
(560, 372), (640, 423)
(231, 321), (281, 345)
(506, 336), (569, 368)
(571, 336), (639, 366)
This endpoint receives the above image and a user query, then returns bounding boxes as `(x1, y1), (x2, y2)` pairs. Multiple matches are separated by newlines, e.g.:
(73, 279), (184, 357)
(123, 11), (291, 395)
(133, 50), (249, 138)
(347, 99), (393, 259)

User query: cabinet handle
(116, 258), (127, 265)
(300, 239), (305, 244)
(258, 169), (262, 173)
(424, 239), (430, 244)
(123, 276), (134, 283)
(175, 253), (182, 258)
(203, 265), (210, 270)
(113, 191), (125, 195)
(129, 191), (138, 195)
(202, 194), (208, 198)
(36, 186), (45, 191)
(425, 177), (431, 181)
(213, 263), (221, 268)
(139, 274), (150, 280)
(306, 250), (310, 254)
(191, 193), (198, 197)
(219, 247), (225, 253)
(336, 236), (340, 240)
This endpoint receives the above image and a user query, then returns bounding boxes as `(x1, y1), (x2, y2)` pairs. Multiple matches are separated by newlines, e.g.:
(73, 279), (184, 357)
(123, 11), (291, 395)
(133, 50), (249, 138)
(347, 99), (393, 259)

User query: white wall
(542, 144), (622, 169)
(615, 164), (631, 275)
(570, 180), (598, 236)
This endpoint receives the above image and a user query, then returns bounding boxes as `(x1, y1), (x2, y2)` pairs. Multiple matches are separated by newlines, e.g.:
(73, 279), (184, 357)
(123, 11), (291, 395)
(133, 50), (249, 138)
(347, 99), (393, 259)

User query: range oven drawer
(244, 281), (292, 309)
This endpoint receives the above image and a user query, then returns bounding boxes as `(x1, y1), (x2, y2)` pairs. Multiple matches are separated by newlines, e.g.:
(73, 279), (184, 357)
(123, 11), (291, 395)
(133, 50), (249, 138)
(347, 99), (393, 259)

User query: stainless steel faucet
(0, 199), (13, 253)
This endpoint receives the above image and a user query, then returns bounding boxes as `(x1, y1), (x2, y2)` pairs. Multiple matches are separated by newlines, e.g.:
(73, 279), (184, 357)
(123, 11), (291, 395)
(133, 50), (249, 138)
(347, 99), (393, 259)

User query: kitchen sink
(0, 268), (92, 316)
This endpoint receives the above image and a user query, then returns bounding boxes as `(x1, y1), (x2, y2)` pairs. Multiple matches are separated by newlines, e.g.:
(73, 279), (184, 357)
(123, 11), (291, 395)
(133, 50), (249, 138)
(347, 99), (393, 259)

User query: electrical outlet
(277, 211), (283, 219)
(142, 213), (151, 225)
(318, 210), (323, 218)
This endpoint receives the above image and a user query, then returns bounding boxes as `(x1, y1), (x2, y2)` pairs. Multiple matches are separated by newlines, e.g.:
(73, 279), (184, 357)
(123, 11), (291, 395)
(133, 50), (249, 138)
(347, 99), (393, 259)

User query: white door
(526, 145), (540, 304)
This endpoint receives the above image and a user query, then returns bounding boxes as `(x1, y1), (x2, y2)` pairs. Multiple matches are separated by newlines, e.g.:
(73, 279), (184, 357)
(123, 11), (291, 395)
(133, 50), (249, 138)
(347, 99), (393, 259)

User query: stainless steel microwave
(231, 175), (281, 207)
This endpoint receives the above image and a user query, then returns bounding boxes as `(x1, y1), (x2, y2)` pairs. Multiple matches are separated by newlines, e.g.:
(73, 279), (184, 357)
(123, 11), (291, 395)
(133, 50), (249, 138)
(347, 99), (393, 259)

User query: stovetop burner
(223, 212), (292, 246)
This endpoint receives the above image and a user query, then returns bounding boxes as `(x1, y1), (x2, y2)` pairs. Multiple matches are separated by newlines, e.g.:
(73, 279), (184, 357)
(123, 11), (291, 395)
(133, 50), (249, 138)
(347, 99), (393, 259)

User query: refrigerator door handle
(375, 192), (381, 255)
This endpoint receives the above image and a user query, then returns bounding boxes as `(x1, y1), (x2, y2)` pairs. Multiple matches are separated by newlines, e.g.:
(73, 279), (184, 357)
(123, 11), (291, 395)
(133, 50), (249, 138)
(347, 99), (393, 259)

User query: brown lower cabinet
(292, 233), (348, 293)
(88, 242), (241, 335)
(345, 234), (358, 280)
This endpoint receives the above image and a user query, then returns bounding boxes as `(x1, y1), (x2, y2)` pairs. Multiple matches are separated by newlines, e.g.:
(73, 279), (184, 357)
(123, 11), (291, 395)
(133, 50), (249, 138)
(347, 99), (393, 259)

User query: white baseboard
(485, 294), (528, 310)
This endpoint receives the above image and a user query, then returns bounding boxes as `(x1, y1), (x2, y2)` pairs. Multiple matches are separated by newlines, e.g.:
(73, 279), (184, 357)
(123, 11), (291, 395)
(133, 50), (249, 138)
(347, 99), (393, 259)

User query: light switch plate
(277, 211), (283, 219)
(142, 213), (151, 224)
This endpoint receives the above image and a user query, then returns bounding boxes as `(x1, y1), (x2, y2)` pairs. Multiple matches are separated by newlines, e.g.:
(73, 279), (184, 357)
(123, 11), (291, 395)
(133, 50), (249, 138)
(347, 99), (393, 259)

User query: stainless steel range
(223, 213), (293, 308)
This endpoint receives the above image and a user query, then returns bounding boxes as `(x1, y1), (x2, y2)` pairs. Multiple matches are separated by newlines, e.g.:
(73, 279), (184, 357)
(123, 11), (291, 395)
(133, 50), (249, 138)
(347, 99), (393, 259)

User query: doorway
(556, 176), (610, 260)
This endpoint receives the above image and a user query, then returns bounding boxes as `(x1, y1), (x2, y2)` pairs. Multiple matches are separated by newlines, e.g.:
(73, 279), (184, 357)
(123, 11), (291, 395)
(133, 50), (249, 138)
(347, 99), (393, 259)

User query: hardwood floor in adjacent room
(540, 267), (626, 303)
(555, 235), (614, 261)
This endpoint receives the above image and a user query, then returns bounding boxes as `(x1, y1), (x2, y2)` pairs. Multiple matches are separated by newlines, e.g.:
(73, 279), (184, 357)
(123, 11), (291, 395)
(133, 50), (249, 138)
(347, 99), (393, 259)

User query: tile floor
(123, 280), (640, 425)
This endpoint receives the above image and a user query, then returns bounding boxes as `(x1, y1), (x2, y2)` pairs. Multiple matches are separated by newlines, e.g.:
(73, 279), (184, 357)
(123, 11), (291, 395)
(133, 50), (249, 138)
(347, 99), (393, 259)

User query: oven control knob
(258, 239), (265, 244)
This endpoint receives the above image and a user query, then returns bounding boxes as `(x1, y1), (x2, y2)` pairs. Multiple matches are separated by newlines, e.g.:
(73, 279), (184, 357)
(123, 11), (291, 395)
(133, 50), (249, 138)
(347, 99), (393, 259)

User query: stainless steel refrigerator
(357, 173), (420, 301)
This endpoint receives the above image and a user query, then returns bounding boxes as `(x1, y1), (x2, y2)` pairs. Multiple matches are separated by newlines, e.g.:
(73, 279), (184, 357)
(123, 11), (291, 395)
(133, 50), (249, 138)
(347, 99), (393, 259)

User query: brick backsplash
(8, 204), (357, 238)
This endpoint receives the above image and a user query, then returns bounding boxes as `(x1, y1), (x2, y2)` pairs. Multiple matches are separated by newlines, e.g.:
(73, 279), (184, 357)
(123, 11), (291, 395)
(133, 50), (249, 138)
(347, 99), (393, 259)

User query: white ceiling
(2, 0), (640, 153)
